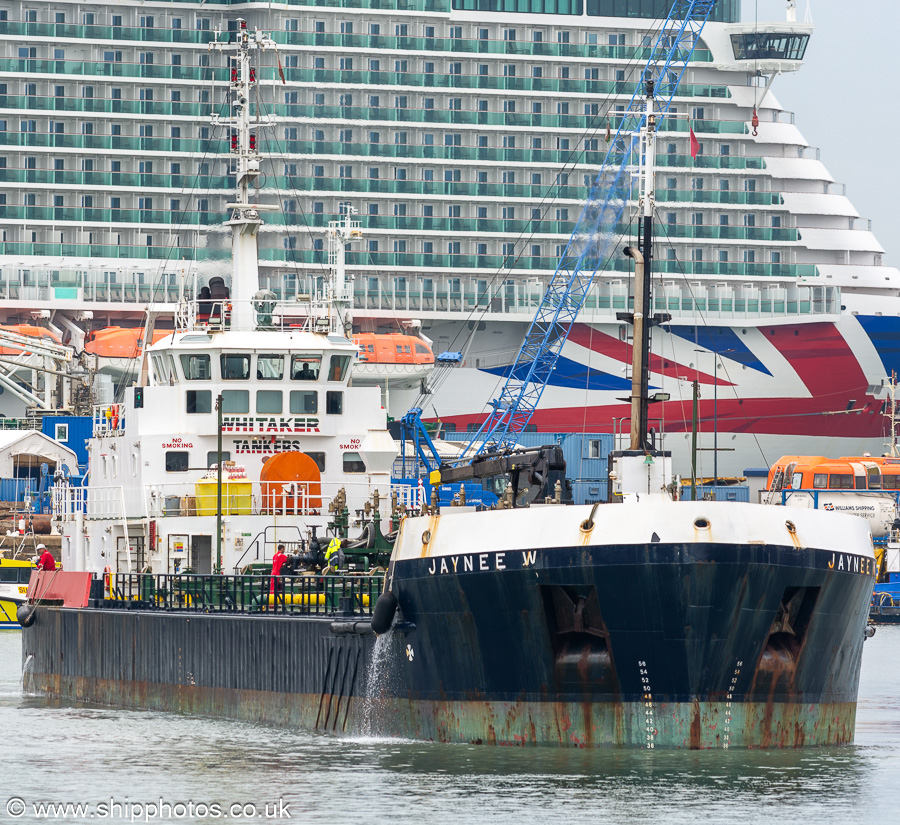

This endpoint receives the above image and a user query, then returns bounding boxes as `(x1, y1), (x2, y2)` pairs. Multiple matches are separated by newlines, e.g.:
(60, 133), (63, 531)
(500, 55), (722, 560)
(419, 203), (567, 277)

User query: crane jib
(459, 0), (719, 464)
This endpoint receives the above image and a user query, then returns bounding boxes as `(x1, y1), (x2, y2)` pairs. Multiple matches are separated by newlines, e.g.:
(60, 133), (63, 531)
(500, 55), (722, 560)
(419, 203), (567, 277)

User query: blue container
(571, 479), (608, 504)
(41, 415), (92, 471)
(0, 477), (35, 503)
(681, 484), (750, 502)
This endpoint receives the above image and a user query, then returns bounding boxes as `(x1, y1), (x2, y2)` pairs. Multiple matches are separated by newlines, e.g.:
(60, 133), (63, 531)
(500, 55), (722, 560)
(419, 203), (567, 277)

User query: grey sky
(743, 0), (900, 263)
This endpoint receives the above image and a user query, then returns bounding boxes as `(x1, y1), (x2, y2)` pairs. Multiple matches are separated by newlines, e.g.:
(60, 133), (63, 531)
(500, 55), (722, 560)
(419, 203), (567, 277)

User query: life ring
(109, 404), (119, 430)
(103, 565), (113, 598)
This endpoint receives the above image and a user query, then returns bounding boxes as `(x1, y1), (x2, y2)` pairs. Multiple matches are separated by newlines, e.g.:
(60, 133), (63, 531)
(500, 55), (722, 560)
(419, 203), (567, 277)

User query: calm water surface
(1, 627), (898, 824)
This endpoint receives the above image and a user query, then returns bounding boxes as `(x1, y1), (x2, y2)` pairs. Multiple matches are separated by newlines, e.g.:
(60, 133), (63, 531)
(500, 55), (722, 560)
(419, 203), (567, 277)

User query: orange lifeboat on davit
(0, 325), (63, 355)
(84, 326), (171, 378)
(84, 327), (170, 359)
(351, 333), (435, 389)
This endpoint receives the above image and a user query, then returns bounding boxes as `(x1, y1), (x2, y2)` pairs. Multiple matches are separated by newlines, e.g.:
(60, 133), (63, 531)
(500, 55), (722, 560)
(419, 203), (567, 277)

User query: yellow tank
(194, 480), (252, 516)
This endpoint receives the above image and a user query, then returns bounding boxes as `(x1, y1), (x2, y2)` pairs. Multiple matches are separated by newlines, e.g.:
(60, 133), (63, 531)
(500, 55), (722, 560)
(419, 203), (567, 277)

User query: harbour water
(1, 627), (898, 824)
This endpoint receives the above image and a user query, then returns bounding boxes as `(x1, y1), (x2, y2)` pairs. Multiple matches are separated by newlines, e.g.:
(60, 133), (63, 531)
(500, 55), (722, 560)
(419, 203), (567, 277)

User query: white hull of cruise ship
(0, 1), (897, 477)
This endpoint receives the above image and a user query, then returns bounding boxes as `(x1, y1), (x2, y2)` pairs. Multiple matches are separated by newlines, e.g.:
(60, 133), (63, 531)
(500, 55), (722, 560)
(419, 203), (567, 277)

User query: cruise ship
(0, 0), (895, 476)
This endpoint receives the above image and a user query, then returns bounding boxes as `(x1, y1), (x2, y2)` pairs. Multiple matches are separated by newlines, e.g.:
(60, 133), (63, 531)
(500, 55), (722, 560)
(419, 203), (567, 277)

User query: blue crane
(457, 0), (719, 460)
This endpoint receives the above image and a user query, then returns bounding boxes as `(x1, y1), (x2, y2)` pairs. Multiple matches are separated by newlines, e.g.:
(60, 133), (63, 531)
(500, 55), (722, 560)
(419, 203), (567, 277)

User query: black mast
(628, 79), (657, 452)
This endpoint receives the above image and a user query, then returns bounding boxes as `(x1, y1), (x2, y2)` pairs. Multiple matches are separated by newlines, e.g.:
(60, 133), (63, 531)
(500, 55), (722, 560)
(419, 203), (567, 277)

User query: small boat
(350, 333), (434, 389)
(0, 557), (34, 628)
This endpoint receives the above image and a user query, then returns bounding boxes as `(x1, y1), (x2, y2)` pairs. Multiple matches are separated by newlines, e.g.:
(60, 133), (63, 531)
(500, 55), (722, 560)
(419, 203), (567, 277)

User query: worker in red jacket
(36, 544), (56, 571)
(269, 544), (288, 600)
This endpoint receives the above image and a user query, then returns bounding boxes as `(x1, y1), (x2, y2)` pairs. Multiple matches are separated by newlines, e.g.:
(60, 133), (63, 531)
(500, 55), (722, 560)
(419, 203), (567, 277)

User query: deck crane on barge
(404, 0), (720, 503)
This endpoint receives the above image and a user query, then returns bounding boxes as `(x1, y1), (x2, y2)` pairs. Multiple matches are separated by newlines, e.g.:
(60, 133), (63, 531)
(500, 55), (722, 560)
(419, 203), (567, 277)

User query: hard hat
(36, 543), (46, 551)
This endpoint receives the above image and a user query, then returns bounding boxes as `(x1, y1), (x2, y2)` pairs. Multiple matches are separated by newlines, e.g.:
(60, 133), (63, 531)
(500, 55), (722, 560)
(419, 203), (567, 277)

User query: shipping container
(679, 484), (750, 503)
(40, 415), (92, 471)
(0, 477), (35, 503)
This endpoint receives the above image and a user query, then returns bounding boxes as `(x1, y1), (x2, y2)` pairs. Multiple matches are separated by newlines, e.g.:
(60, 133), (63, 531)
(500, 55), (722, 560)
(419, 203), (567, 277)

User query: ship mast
(627, 80), (658, 452)
(609, 79), (673, 501)
(325, 204), (362, 337)
(209, 21), (276, 331)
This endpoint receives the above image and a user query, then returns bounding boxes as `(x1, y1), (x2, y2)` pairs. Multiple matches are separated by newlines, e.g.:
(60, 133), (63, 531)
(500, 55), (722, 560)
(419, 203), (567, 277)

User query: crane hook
(751, 108), (759, 137)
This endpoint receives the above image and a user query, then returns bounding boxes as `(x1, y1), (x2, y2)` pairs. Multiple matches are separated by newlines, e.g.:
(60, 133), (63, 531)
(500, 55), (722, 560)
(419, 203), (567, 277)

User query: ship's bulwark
(22, 541), (872, 748)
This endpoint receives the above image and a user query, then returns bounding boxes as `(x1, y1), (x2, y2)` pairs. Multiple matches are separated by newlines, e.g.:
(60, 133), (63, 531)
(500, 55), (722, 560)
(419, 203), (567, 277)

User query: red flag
(276, 54), (286, 85)
(689, 126), (700, 160)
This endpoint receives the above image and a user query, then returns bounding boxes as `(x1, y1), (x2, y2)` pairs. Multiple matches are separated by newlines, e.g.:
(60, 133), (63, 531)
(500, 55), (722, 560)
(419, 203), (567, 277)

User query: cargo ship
(0, 0), (895, 476)
(20, 16), (878, 749)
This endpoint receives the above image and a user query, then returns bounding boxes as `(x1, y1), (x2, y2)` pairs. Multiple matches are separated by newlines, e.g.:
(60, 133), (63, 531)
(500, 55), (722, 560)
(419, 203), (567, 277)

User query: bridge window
(221, 390), (249, 414)
(291, 354), (321, 381)
(730, 32), (810, 62)
(165, 451), (189, 472)
(290, 390), (318, 414)
(343, 452), (366, 473)
(151, 353), (176, 384)
(257, 390), (282, 415)
(328, 354), (352, 382)
(326, 391), (343, 415)
(257, 354), (284, 380)
(452, 0), (584, 13)
(186, 390), (211, 414)
(180, 353), (210, 380)
(828, 474), (853, 489)
(221, 353), (250, 380)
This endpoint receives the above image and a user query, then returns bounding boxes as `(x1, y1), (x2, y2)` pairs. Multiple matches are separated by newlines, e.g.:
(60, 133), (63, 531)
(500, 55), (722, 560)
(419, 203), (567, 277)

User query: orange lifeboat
(351, 333), (435, 389)
(765, 454), (898, 537)
(84, 326), (169, 359)
(84, 326), (171, 379)
(0, 325), (63, 355)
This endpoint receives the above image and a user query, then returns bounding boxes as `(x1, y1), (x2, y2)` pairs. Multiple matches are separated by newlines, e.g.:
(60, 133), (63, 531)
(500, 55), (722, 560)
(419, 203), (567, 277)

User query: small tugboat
(20, 6), (877, 748)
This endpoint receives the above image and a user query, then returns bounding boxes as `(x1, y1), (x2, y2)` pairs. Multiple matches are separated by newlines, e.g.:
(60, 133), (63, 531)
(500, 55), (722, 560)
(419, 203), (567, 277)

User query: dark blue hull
(22, 539), (874, 748)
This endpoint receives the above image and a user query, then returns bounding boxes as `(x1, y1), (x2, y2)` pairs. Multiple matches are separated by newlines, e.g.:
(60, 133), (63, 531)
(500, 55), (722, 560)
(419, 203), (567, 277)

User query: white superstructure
(54, 23), (398, 575)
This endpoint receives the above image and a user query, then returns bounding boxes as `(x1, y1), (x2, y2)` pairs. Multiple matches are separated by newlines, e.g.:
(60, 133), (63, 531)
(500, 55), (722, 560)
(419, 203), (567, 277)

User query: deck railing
(105, 572), (383, 617)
